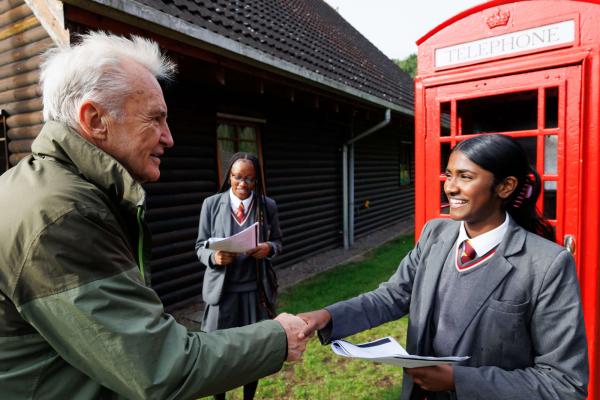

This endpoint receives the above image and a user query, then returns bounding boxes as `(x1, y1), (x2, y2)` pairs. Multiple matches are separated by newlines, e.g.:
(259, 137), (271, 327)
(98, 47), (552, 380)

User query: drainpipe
(343, 109), (391, 249)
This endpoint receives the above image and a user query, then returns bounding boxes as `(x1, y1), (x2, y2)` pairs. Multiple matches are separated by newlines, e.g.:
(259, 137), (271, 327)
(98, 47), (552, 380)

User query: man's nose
(161, 123), (174, 148)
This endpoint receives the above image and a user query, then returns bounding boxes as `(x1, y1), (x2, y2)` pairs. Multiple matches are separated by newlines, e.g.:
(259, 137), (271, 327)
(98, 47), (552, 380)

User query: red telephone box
(415, 0), (600, 397)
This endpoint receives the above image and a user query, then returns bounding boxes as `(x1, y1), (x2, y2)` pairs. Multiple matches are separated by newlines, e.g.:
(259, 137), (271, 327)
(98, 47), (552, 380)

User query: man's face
(103, 62), (173, 183)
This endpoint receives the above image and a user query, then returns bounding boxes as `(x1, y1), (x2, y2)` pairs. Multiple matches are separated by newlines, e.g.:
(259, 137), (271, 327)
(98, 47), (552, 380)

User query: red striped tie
(236, 202), (245, 223)
(460, 240), (477, 264)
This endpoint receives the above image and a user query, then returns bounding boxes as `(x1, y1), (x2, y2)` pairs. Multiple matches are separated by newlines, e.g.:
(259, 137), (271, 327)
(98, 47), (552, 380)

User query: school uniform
(195, 190), (282, 332)
(319, 216), (588, 400)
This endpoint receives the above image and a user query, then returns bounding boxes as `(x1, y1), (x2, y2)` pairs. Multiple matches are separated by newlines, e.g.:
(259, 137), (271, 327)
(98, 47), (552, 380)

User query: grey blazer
(321, 218), (588, 400)
(195, 192), (282, 306)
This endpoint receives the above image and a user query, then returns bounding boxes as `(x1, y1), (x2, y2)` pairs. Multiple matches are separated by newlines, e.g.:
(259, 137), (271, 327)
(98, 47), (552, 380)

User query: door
(423, 65), (582, 273)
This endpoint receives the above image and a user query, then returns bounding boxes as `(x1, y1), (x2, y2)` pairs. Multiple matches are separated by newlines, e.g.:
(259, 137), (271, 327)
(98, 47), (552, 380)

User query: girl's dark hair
(453, 135), (555, 241)
(219, 152), (269, 241)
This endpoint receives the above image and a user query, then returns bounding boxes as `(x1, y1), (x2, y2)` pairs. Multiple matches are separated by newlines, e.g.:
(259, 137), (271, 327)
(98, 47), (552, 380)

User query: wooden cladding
(0, 0), (52, 166)
(354, 119), (415, 238)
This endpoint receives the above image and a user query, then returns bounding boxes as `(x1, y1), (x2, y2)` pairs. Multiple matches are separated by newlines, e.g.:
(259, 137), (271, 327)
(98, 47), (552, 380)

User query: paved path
(172, 217), (414, 329)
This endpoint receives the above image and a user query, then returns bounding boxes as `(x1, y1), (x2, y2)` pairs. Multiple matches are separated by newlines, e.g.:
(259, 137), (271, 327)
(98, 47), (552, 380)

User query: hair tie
(512, 173), (534, 208)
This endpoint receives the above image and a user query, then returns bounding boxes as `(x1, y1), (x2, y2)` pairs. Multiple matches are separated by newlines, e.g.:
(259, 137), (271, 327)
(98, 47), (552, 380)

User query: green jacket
(0, 121), (286, 399)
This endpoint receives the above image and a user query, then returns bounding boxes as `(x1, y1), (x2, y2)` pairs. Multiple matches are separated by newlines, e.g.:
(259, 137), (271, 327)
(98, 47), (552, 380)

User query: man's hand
(246, 242), (271, 259)
(404, 365), (455, 392)
(297, 309), (331, 339)
(274, 313), (309, 361)
(213, 251), (236, 265)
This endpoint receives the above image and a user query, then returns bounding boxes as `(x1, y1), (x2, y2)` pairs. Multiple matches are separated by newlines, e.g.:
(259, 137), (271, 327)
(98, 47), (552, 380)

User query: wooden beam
(24, 0), (69, 47)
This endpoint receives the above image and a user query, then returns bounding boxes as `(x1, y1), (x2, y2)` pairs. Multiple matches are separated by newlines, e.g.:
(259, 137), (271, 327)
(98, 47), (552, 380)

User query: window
(0, 111), (8, 174)
(399, 140), (413, 187)
(216, 117), (264, 187)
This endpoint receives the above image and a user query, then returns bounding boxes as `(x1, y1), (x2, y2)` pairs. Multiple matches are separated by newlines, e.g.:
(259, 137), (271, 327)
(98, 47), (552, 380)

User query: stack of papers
(205, 222), (258, 253)
(331, 336), (469, 368)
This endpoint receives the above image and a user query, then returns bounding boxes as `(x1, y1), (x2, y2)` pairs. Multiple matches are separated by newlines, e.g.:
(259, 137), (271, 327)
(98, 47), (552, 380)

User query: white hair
(41, 31), (176, 127)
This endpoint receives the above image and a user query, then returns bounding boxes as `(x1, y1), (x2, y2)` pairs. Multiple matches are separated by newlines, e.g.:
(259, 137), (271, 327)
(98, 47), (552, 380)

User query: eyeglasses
(230, 175), (256, 185)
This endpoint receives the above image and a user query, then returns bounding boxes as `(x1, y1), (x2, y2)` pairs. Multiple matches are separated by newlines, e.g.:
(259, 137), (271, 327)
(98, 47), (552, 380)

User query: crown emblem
(485, 9), (510, 29)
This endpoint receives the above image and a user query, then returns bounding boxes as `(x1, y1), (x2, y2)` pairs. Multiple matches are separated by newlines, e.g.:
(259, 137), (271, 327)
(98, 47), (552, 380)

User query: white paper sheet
(204, 222), (258, 253)
(331, 336), (469, 368)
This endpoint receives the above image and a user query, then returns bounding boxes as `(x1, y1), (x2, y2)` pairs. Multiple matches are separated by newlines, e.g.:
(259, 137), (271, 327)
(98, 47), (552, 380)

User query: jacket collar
(31, 121), (146, 214)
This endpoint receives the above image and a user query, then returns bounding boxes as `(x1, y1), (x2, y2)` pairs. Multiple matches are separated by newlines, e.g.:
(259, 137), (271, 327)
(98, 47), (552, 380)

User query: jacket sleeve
(17, 207), (287, 400)
(195, 197), (219, 269)
(453, 250), (588, 400)
(319, 222), (433, 343)
(265, 197), (282, 258)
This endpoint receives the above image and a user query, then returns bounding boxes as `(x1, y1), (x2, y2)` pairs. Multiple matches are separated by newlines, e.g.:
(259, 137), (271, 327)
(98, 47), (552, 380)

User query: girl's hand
(404, 365), (455, 392)
(247, 242), (271, 259)
(214, 250), (236, 265)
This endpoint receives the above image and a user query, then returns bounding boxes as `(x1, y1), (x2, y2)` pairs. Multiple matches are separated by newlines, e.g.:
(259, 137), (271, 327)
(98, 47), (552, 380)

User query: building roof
(127, 0), (414, 113)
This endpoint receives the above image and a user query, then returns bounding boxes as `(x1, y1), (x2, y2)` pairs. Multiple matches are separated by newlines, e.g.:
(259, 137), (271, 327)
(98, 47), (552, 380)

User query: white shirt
(229, 189), (253, 213)
(455, 212), (510, 257)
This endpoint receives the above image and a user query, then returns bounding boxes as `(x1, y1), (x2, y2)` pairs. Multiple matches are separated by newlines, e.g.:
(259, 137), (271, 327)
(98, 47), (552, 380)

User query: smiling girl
(299, 134), (588, 399)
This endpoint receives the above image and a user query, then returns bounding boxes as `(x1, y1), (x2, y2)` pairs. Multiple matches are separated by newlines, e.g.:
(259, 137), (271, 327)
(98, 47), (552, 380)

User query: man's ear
(497, 176), (518, 200)
(78, 101), (108, 142)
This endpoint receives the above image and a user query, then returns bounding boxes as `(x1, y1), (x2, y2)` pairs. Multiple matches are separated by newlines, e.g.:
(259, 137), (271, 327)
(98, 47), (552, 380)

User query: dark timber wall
(354, 115), (415, 238)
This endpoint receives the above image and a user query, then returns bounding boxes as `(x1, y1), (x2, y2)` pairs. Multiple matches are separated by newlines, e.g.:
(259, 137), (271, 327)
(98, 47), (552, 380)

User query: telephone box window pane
(544, 135), (558, 178)
(440, 102), (451, 137)
(513, 136), (537, 166)
(440, 181), (449, 215)
(456, 90), (537, 134)
(440, 142), (452, 174)
(543, 181), (557, 220)
(544, 87), (559, 129)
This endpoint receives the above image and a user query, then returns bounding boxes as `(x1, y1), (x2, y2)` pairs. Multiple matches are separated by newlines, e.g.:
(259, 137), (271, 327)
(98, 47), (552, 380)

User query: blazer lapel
(218, 192), (233, 237)
(415, 223), (458, 353)
(449, 219), (525, 352)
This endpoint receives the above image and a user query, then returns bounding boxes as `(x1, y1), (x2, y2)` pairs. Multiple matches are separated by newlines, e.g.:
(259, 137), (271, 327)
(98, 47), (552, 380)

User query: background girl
(196, 152), (282, 400)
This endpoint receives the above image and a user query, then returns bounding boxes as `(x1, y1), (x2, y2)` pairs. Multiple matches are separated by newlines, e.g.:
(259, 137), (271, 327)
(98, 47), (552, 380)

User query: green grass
(202, 235), (414, 400)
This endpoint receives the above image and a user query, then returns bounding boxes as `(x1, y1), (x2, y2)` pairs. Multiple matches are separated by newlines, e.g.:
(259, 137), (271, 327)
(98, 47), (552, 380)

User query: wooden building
(0, 0), (415, 310)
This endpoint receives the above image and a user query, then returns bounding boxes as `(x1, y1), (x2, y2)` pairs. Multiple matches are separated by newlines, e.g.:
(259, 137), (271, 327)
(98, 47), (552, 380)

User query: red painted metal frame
(416, 2), (600, 398)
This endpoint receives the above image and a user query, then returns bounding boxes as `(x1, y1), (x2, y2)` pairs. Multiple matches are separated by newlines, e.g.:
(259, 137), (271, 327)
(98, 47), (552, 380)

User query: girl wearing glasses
(298, 134), (587, 400)
(195, 152), (282, 400)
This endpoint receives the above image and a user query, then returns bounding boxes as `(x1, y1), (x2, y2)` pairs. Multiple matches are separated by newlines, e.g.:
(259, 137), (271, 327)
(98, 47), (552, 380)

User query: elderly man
(0, 32), (307, 399)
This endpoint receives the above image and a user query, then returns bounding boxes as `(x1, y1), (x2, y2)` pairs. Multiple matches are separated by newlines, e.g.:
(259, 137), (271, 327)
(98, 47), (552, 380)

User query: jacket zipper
(136, 206), (145, 282)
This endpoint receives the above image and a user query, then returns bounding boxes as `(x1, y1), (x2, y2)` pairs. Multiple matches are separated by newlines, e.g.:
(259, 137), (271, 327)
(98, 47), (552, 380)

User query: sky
(323, 0), (485, 60)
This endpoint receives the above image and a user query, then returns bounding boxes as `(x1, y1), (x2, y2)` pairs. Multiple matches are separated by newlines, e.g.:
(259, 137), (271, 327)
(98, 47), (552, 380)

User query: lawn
(202, 234), (414, 399)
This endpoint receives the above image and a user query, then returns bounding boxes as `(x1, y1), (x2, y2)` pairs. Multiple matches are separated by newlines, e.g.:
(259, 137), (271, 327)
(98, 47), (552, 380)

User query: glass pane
(543, 181), (557, 220)
(440, 102), (451, 137)
(239, 126), (257, 141)
(440, 181), (449, 215)
(513, 136), (537, 166)
(456, 90), (537, 134)
(218, 140), (235, 180)
(399, 142), (412, 185)
(440, 142), (452, 173)
(217, 124), (236, 139)
(239, 141), (258, 153)
(544, 87), (558, 129)
(544, 135), (557, 179)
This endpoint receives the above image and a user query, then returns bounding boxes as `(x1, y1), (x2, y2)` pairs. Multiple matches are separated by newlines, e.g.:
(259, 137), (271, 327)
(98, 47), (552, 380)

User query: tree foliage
(393, 53), (417, 78)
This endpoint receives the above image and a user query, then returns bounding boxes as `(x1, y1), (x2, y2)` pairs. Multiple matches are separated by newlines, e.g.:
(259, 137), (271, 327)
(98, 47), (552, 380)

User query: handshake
(274, 309), (332, 361)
